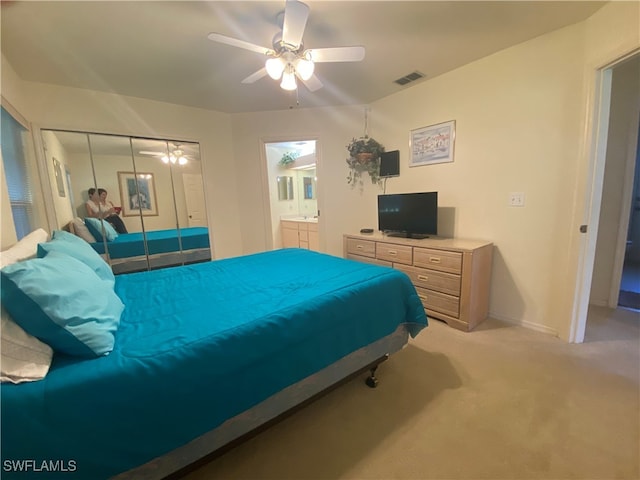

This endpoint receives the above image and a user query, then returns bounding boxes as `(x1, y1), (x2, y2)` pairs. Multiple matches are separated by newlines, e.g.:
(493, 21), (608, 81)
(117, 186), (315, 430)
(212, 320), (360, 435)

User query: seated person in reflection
(85, 187), (128, 234)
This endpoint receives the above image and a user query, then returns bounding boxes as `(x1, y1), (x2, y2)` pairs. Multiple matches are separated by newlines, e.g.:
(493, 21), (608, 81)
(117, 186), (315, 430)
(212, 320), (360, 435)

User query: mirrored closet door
(40, 130), (211, 273)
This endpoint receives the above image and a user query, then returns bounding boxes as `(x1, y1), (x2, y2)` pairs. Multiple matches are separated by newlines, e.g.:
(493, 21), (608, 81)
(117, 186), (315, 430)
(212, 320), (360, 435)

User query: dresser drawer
(376, 242), (412, 265)
(395, 264), (461, 296)
(345, 238), (376, 258)
(415, 286), (460, 318)
(346, 254), (392, 267)
(413, 247), (462, 274)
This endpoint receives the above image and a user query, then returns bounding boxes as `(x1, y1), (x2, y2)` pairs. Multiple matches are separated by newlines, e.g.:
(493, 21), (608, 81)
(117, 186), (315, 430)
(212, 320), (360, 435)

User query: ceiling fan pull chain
(364, 106), (371, 138)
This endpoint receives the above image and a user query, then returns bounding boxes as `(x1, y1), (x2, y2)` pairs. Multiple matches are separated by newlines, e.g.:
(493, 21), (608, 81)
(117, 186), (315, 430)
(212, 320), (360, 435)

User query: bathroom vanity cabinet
(282, 219), (319, 251)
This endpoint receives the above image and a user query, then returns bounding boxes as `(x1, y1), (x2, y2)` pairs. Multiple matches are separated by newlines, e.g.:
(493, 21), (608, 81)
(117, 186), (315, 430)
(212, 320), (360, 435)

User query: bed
(89, 226), (211, 274)
(1, 247), (427, 480)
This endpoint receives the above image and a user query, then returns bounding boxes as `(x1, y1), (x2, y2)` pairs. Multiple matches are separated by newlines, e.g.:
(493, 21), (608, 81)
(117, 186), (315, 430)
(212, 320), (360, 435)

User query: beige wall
(1, 2), (638, 338)
(230, 2), (638, 338)
(41, 131), (75, 228)
(232, 105), (370, 255)
(0, 59), (242, 259)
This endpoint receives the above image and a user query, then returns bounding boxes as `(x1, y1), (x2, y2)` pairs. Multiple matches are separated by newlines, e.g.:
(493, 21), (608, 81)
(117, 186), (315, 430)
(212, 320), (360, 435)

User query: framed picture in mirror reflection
(118, 172), (158, 217)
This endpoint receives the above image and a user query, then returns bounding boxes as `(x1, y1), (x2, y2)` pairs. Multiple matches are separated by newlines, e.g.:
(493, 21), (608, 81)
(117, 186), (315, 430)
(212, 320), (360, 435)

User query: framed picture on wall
(53, 157), (66, 197)
(118, 172), (158, 217)
(409, 120), (456, 167)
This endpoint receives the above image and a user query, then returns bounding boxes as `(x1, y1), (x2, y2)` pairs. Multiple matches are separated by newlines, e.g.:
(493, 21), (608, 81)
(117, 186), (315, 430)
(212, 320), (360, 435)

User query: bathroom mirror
(303, 176), (315, 200)
(41, 129), (211, 273)
(277, 176), (294, 201)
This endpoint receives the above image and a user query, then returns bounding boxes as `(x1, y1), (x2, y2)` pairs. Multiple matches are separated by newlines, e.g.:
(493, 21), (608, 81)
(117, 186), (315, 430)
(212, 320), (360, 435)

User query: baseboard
(589, 299), (609, 308)
(488, 312), (558, 336)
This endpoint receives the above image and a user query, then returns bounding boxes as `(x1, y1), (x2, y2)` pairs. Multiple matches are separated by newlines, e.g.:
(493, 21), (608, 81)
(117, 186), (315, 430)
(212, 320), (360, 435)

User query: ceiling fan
(207, 0), (365, 92)
(138, 143), (190, 165)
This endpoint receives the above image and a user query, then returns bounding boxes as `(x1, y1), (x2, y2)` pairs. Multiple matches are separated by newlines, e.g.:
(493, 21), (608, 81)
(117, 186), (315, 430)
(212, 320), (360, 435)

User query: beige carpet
(185, 306), (640, 480)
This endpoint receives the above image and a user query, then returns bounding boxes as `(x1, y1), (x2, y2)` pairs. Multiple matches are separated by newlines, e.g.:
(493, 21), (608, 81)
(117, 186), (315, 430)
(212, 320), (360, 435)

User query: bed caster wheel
(365, 375), (378, 388)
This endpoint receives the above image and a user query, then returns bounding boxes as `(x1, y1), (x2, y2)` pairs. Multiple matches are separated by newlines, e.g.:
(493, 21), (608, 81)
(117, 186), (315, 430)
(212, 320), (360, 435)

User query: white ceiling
(1, 1), (605, 114)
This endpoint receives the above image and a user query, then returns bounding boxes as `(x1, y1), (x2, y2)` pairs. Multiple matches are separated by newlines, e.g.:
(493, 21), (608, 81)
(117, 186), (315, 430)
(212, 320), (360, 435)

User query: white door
(182, 173), (207, 227)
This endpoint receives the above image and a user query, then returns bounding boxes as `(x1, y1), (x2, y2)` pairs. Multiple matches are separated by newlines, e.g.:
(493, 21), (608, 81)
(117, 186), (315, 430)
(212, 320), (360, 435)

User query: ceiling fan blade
(300, 74), (323, 92)
(307, 46), (365, 63)
(282, 0), (309, 49)
(207, 32), (275, 56)
(242, 68), (268, 84)
(138, 151), (164, 156)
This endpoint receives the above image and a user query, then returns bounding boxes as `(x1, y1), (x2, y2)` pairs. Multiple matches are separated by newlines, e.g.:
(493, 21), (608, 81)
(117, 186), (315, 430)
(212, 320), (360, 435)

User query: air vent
(394, 71), (425, 86)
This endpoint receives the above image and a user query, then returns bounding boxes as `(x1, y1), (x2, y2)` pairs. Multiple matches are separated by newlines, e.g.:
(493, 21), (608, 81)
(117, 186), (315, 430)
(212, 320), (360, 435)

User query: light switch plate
(509, 192), (525, 207)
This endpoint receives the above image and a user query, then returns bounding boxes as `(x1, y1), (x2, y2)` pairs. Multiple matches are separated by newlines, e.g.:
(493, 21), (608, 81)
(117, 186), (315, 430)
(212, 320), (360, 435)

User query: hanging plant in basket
(346, 136), (385, 187)
(279, 151), (299, 168)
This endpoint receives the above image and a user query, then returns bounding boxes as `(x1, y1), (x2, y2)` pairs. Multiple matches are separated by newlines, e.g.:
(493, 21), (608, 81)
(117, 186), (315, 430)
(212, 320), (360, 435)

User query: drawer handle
(388, 250), (398, 256)
(418, 274), (429, 281)
(356, 245), (364, 250)
(429, 257), (441, 263)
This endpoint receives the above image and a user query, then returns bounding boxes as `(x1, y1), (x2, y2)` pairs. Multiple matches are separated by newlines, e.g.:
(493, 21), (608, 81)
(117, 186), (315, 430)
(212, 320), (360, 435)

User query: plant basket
(346, 136), (385, 187)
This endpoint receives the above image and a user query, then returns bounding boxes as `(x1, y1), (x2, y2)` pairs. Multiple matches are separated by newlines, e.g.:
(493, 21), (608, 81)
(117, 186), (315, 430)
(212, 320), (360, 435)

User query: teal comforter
(90, 226), (209, 259)
(1, 249), (427, 479)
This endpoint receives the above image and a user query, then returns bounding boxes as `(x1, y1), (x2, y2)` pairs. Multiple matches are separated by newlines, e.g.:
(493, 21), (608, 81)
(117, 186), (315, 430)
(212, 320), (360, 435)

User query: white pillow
(0, 228), (49, 269)
(1, 228), (54, 383)
(1, 307), (53, 384)
(71, 217), (97, 243)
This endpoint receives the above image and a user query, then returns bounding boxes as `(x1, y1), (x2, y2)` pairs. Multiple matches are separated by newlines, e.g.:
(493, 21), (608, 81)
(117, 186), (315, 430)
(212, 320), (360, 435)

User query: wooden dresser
(343, 232), (493, 331)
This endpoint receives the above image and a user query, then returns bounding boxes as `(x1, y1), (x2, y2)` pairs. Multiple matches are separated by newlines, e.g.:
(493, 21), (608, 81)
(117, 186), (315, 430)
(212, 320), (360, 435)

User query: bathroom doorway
(618, 122), (640, 311)
(263, 139), (318, 250)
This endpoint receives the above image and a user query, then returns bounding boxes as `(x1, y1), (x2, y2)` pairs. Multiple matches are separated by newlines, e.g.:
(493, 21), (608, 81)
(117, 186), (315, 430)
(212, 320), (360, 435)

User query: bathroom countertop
(281, 216), (318, 223)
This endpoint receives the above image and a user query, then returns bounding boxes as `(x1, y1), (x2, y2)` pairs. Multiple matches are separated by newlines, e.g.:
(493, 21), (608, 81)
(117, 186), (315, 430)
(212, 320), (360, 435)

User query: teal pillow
(0, 250), (124, 357)
(85, 217), (118, 242)
(37, 230), (115, 285)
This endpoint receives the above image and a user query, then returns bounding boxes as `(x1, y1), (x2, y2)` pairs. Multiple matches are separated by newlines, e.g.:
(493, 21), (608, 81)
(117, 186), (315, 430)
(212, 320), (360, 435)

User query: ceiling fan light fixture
(178, 156), (188, 165)
(161, 155), (170, 164)
(295, 57), (314, 81)
(266, 57), (285, 80)
(281, 67), (297, 91)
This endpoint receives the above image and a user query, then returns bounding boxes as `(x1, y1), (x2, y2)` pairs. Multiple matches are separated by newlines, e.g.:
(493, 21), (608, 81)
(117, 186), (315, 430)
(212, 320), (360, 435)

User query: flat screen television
(378, 192), (438, 238)
(379, 150), (400, 178)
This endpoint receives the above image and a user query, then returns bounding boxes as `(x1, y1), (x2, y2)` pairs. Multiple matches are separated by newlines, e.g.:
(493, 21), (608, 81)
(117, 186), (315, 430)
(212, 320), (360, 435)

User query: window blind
(1, 106), (36, 239)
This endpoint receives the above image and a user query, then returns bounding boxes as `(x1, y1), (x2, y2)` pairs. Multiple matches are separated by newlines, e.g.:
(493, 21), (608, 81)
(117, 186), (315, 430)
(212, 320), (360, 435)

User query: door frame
(259, 135), (322, 251)
(569, 48), (640, 343)
(609, 106), (640, 306)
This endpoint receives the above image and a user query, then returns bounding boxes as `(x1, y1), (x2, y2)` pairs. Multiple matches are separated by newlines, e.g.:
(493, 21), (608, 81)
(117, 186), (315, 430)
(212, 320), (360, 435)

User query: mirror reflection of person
(85, 187), (128, 234)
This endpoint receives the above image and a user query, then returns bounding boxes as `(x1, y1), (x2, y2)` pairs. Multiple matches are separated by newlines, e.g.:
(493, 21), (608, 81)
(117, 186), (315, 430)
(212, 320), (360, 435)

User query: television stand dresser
(343, 232), (493, 331)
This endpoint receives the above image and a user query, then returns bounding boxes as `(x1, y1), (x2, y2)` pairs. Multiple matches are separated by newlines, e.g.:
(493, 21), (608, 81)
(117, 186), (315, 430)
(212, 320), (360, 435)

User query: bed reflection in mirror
(40, 130), (211, 273)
